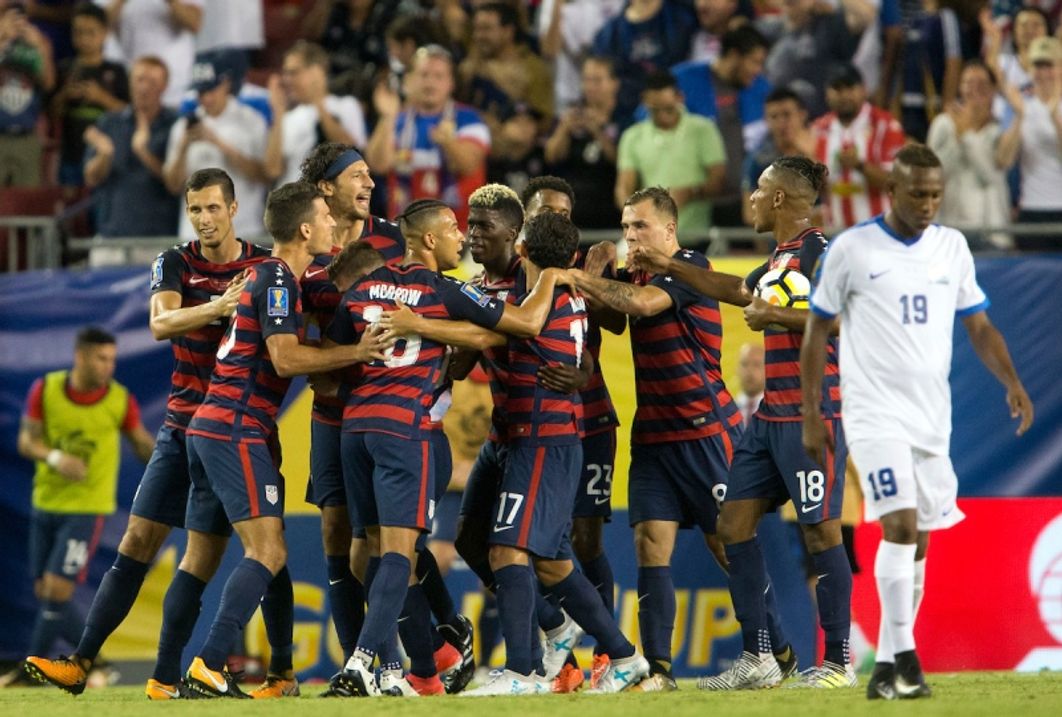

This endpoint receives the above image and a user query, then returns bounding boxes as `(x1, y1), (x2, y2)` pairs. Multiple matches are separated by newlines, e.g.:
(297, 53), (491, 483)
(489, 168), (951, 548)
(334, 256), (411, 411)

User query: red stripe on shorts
(517, 446), (547, 548)
(239, 442), (260, 518)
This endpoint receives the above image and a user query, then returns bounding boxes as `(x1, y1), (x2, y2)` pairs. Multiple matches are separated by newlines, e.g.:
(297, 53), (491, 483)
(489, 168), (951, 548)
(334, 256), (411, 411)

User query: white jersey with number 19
(810, 217), (989, 455)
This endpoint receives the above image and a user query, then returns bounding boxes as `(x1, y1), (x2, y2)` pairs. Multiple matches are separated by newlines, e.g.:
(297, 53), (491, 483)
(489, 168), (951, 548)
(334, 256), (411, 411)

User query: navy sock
(478, 591), (500, 665)
(579, 552), (615, 615)
(153, 569), (206, 684)
(416, 549), (457, 626)
(399, 584), (437, 678)
(76, 553), (150, 661)
(495, 564), (534, 676)
(812, 544), (853, 665)
(355, 552), (411, 657)
(378, 629), (403, 671)
(535, 588), (565, 632)
(551, 571), (633, 659)
(29, 600), (69, 657)
(199, 558), (275, 670)
(261, 566), (294, 675)
(326, 555), (364, 660)
(765, 580), (790, 654)
(725, 539), (771, 655)
(637, 566), (675, 663)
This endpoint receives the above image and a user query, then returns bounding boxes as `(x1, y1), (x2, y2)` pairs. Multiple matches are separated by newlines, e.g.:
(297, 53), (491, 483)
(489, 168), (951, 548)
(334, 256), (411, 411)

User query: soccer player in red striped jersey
(179, 182), (387, 699)
(325, 199), (567, 697)
(634, 159), (852, 689)
(24, 169), (282, 699)
(523, 176), (625, 691)
(569, 187), (744, 691)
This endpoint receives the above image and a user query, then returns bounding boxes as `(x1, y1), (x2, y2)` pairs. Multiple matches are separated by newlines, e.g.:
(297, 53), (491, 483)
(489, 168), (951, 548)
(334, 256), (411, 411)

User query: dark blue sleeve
(745, 260), (771, 293)
(438, 278), (504, 328)
(799, 234), (829, 285)
(258, 270), (301, 339)
(325, 294), (357, 345)
(648, 252), (708, 310)
(880, 0), (900, 28)
(151, 247), (184, 294)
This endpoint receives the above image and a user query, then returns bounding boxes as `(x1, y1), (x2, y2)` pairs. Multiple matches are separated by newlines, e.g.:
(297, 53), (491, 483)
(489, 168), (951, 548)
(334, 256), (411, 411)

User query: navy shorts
(489, 442), (581, 560)
(186, 435), (285, 535)
(727, 417), (847, 524)
(306, 419), (344, 508)
(430, 491), (463, 543)
(628, 431), (736, 534)
(342, 431), (433, 531)
(29, 511), (105, 583)
(460, 440), (508, 524)
(572, 429), (616, 520)
(416, 428), (453, 550)
(131, 423), (191, 528)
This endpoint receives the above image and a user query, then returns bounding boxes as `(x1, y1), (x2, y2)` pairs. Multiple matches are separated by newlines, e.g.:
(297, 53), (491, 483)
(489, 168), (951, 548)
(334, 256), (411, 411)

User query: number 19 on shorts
(867, 468), (898, 501)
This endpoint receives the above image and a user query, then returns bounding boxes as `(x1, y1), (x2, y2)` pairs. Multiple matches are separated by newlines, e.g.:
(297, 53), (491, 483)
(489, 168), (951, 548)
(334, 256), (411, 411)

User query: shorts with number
(29, 511), (104, 583)
(306, 419), (344, 508)
(628, 432), (736, 533)
(342, 431), (433, 531)
(186, 435), (284, 535)
(848, 439), (964, 531)
(489, 441), (581, 560)
(130, 423), (191, 528)
(727, 418), (847, 525)
(572, 429), (616, 520)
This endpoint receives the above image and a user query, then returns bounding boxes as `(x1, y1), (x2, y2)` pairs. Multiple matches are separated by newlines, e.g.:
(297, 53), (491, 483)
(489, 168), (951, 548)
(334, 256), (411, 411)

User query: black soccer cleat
(866, 662), (896, 700)
(438, 614), (476, 694)
(893, 650), (932, 699)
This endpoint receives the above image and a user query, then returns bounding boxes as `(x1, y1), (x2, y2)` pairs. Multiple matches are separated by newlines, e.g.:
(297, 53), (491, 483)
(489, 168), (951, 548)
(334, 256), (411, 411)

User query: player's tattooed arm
(630, 245), (748, 306)
(17, 415), (87, 481)
(571, 270), (672, 318)
(149, 273), (249, 340)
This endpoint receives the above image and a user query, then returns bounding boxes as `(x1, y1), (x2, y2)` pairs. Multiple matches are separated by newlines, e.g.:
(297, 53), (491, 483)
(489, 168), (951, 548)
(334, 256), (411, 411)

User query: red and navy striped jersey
(745, 228), (841, 421)
(326, 263), (505, 439)
(574, 249), (619, 438)
(473, 256), (524, 443)
(187, 258), (304, 442)
(150, 240), (270, 430)
(621, 249), (742, 444)
(506, 287), (588, 444)
(300, 216), (407, 425)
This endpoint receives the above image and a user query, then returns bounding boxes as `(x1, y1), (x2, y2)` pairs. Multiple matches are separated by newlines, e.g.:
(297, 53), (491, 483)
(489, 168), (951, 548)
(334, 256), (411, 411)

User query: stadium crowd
(3, 0), (1062, 259)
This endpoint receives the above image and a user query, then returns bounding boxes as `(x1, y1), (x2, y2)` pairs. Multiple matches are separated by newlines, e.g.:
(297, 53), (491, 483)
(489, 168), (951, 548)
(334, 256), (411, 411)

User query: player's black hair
(185, 168), (235, 205)
(720, 25), (768, 57)
(644, 70), (678, 93)
(328, 242), (385, 286)
(264, 181), (324, 244)
(771, 156), (829, 195)
(765, 86), (806, 110)
(960, 57), (998, 87)
(523, 212), (579, 270)
(895, 143), (942, 170)
(75, 326), (116, 348)
(73, 1), (108, 26)
(468, 184), (525, 231)
(475, 2), (519, 31)
(1012, 5), (1054, 36)
(398, 199), (452, 240)
(625, 186), (678, 223)
(521, 176), (575, 211)
(300, 142), (357, 185)
(581, 54), (617, 78)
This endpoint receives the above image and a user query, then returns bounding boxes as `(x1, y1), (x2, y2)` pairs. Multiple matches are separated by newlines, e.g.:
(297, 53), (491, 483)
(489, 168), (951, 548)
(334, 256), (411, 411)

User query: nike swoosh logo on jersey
(869, 270), (891, 280)
(328, 578), (343, 585)
(305, 268), (328, 280)
(801, 503), (822, 514)
(189, 276), (211, 285)
(492, 524), (515, 533)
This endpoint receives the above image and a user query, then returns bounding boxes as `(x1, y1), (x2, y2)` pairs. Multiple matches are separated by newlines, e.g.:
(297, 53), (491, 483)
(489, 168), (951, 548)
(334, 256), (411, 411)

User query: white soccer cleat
(542, 612), (585, 680)
(585, 654), (651, 694)
(340, 654), (381, 697)
(786, 661), (858, 689)
(461, 669), (541, 697)
(378, 669), (419, 697)
(697, 651), (782, 690)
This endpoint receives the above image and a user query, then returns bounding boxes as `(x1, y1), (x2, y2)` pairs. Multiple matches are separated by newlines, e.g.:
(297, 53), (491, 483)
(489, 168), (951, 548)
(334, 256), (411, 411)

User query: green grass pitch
(3, 672), (1062, 717)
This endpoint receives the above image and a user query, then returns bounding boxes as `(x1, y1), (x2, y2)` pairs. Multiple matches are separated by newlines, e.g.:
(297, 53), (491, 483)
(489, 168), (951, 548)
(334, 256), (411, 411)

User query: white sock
(912, 558), (927, 620)
(874, 541), (918, 660)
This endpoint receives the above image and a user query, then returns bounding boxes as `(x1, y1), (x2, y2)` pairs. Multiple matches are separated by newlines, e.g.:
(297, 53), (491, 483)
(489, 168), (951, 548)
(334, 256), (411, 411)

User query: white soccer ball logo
(1029, 512), (1062, 644)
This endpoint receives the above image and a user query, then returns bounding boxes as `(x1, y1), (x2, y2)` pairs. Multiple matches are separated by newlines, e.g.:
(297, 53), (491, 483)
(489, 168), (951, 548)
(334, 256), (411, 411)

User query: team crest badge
(268, 287), (289, 317)
(151, 256), (163, 288)
(265, 485), (279, 505)
(460, 283), (492, 307)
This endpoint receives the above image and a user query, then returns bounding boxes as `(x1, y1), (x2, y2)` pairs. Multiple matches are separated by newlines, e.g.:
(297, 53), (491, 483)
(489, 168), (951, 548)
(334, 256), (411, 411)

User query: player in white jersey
(800, 144), (1034, 701)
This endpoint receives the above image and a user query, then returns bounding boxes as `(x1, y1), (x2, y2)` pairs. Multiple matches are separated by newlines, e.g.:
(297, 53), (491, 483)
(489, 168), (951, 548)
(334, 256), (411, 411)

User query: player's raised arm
(492, 267), (566, 337)
(570, 269), (673, 318)
(961, 311), (1034, 436)
(629, 245), (749, 307)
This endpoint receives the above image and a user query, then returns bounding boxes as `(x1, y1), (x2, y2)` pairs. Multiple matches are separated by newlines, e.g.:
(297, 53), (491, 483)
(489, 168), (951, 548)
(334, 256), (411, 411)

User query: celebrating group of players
(22, 137), (1033, 701)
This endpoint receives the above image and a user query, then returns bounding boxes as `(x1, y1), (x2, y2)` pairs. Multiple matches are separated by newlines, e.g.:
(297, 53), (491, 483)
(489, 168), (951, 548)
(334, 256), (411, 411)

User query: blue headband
(324, 149), (365, 180)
